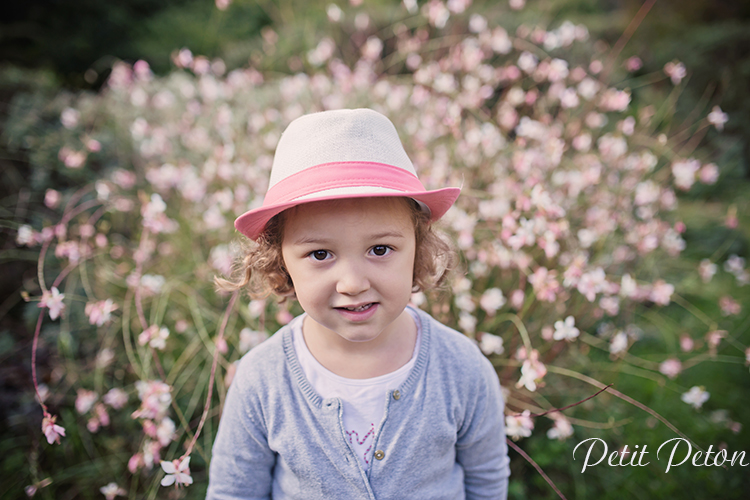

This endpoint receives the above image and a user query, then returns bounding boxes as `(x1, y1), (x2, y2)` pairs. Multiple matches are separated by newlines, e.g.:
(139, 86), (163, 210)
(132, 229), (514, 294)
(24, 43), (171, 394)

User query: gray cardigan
(207, 307), (510, 499)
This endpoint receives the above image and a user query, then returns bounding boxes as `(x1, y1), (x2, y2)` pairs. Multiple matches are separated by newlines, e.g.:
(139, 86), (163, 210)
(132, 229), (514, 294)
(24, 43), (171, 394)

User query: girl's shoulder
(232, 324), (291, 389)
(415, 308), (490, 368)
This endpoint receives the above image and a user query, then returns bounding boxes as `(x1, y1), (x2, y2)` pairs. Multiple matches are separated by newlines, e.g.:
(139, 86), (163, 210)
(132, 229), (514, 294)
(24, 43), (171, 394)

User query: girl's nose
(335, 261), (370, 295)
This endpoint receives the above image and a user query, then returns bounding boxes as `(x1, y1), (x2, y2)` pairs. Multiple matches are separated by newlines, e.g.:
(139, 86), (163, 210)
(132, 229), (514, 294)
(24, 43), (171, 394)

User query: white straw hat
(235, 108), (460, 240)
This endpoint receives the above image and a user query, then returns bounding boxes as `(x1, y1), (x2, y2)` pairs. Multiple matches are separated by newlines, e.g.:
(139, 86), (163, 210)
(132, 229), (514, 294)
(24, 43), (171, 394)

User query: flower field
(2, 0), (749, 498)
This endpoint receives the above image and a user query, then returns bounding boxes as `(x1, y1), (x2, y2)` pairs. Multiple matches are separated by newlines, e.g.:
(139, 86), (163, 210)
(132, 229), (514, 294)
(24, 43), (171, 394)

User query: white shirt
(292, 309), (421, 471)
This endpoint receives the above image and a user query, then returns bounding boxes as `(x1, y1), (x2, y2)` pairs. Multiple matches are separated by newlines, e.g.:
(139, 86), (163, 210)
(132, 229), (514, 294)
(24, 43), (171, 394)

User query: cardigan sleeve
(455, 355), (511, 500)
(206, 362), (276, 500)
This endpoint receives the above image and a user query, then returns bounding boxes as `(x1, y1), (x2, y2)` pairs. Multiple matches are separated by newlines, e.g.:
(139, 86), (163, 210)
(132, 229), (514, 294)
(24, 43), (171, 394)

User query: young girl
(207, 109), (510, 499)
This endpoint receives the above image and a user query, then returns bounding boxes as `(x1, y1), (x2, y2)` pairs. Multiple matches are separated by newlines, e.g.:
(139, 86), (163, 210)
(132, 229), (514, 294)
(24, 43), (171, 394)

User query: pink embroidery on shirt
(345, 423), (375, 466)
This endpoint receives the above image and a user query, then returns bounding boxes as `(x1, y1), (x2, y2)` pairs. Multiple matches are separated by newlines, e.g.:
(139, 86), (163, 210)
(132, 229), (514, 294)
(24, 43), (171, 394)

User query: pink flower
(276, 310), (293, 325)
(577, 267), (606, 302)
(664, 61), (686, 85)
(133, 380), (172, 420)
(529, 267), (561, 303)
(85, 138), (101, 152)
(103, 388), (128, 409)
(599, 88), (630, 111)
(659, 358), (682, 379)
(707, 106), (728, 131)
(85, 299), (118, 326)
(680, 334), (694, 352)
(649, 280), (674, 306)
(75, 389), (98, 414)
(719, 296), (741, 316)
(516, 349), (547, 391)
(625, 56), (642, 72)
(128, 453), (144, 473)
(423, 0), (450, 28)
(160, 456), (193, 487)
(58, 147), (87, 168)
(547, 414), (574, 440)
(506, 410), (534, 439)
(509, 289), (525, 310)
(95, 403), (110, 426)
(39, 287), (65, 320)
(156, 417), (176, 446)
(706, 330), (727, 355)
(215, 0), (231, 10)
(699, 163), (719, 184)
(44, 189), (61, 209)
(698, 259), (717, 283)
(671, 158), (700, 190)
(42, 414), (66, 445)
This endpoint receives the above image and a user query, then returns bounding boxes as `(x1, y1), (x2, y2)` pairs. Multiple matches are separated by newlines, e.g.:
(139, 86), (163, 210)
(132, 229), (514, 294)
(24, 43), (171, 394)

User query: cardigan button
(374, 450), (385, 460)
(393, 390), (401, 400)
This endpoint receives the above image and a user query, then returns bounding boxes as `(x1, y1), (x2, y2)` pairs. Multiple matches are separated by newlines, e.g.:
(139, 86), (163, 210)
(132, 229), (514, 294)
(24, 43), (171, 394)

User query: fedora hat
(234, 108), (461, 240)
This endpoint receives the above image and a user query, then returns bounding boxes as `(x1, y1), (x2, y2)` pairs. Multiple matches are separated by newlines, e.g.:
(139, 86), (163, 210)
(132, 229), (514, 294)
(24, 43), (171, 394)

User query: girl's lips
(335, 303), (378, 322)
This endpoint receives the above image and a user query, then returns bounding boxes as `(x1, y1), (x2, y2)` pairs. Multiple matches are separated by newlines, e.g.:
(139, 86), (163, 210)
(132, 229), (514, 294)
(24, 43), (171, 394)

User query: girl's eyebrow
(292, 231), (405, 246)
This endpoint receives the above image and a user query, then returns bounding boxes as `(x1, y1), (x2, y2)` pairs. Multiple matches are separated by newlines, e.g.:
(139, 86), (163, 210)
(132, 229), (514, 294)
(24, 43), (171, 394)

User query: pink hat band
(266, 162), (427, 204)
(234, 109), (460, 240)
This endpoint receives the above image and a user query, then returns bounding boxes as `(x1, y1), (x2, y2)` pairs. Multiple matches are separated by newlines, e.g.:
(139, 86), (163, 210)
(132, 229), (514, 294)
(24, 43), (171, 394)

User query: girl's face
(281, 197), (416, 348)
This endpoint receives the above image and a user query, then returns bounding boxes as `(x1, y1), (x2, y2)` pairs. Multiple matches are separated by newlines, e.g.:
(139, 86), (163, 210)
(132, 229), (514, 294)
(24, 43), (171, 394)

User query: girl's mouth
(335, 303), (379, 321)
(338, 303), (375, 312)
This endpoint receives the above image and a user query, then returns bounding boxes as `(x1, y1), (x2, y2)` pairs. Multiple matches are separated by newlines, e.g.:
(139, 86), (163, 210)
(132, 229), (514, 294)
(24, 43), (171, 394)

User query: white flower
(454, 293), (475, 312)
(140, 274), (165, 294)
(547, 415), (574, 440)
(620, 273), (637, 298)
(61, 108), (80, 129)
(149, 327), (170, 350)
(681, 386), (709, 410)
(553, 316), (580, 341)
(479, 333), (504, 356)
(671, 158), (701, 191)
(707, 106), (728, 131)
(39, 287), (65, 320)
(480, 288), (506, 314)
(649, 280), (674, 306)
(156, 417), (176, 446)
(160, 456), (193, 487)
(100, 482), (126, 500)
(103, 388), (128, 409)
(16, 224), (36, 246)
(609, 331), (628, 354)
(458, 312), (477, 334)
(517, 52), (538, 73)
(506, 410), (534, 439)
(516, 353), (547, 392)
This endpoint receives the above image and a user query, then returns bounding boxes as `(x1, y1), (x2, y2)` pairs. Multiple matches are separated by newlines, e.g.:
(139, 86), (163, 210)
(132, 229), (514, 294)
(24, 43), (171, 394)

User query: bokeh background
(1, 0), (749, 498)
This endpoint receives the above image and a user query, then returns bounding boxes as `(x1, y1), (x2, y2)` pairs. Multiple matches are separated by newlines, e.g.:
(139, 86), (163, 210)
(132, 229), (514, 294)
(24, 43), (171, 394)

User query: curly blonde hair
(216, 198), (456, 299)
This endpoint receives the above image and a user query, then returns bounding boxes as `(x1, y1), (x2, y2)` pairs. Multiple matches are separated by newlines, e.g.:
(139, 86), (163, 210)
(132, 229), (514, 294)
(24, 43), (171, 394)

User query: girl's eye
(309, 250), (331, 261)
(370, 245), (391, 257)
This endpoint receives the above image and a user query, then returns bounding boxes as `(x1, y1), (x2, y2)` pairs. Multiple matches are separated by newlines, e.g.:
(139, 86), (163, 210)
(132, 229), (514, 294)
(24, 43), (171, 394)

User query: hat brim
(235, 187), (460, 241)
